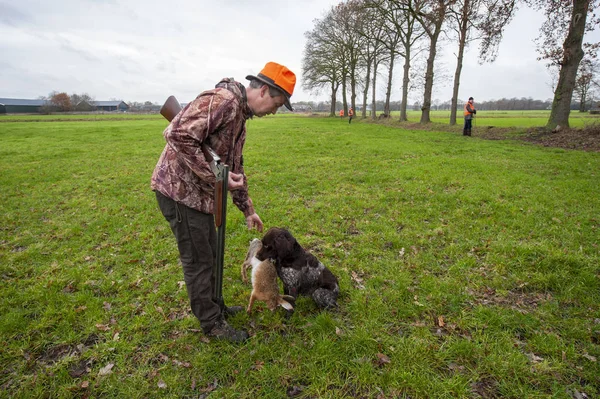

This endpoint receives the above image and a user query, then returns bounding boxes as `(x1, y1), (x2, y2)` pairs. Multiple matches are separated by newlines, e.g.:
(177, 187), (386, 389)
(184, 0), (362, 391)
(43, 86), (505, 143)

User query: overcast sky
(1, 1), (598, 105)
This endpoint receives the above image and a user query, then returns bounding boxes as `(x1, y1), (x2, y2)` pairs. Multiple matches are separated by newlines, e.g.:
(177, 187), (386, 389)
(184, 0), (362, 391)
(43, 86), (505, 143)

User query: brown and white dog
(242, 239), (294, 313)
(256, 227), (339, 309)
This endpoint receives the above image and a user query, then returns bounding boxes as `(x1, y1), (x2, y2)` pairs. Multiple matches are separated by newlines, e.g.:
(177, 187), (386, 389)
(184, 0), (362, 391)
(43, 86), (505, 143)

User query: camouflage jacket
(151, 78), (255, 217)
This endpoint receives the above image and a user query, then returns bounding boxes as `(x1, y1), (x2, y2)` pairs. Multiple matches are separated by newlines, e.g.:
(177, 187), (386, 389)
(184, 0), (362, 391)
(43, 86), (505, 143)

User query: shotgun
(160, 95), (229, 308)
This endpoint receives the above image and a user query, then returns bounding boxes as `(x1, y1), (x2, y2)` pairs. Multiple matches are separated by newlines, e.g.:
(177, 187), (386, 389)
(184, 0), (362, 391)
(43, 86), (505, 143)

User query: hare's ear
(278, 297), (294, 311)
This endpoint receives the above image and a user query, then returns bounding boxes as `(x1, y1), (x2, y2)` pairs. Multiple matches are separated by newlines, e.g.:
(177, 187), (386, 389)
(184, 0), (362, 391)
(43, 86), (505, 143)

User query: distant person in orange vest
(463, 97), (476, 136)
(348, 107), (354, 124)
(339, 109), (344, 118)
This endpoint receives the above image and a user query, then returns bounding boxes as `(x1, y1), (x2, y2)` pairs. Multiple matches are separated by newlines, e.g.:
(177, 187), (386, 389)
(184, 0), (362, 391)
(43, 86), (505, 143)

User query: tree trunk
(371, 62), (379, 120)
(579, 85), (588, 112)
(350, 65), (357, 114)
(420, 5), (446, 125)
(342, 77), (348, 115)
(420, 37), (438, 124)
(362, 60), (372, 118)
(450, 0), (470, 126)
(329, 82), (338, 117)
(546, 0), (589, 130)
(385, 51), (395, 116)
(400, 52), (410, 121)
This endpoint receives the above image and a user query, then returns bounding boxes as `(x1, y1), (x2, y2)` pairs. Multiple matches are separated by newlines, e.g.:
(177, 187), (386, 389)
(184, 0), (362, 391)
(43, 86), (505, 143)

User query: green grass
(1, 113), (599, 398)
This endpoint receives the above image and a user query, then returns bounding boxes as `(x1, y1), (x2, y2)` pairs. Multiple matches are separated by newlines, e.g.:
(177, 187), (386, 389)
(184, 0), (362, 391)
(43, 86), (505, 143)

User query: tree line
(302, 0), (599, 129)
(39, 92), (96, 113)
(292, 96), (598, 113)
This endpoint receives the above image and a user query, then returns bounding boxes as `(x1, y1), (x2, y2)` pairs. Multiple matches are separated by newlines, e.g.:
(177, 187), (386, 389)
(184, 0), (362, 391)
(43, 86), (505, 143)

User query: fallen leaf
(375, 353), (391, 367)
(199, 379), (218, 393)
(437, 315), (445, 327)
(526, 353), (543, 363)
(81, 381), (89, 389)
(103, 302), (111, 311)
(158, 353), (169, 363)
(582, 353), (597, 362)
(335, 327), (343, 336)
(95, 324), (111, 332)
(251, 361), (264, 371)
(98, 363), (114, 376)
(351, 271), (365, 290)
(172, 359), (191, 368)
(158, 380), (167, 389)
(129, 277), (143, 288)
(569, 388), (589, 399)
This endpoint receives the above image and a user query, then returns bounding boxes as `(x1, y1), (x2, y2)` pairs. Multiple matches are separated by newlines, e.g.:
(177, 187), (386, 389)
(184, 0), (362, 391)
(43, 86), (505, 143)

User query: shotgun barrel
(159, 95), (228, 308)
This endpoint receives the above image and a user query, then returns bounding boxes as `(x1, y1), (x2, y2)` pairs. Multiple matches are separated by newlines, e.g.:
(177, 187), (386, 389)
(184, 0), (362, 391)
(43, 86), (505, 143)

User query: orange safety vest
(339, 109), (344, 117)
(464, 101), (475, 116)
(348, 108), (354, 116)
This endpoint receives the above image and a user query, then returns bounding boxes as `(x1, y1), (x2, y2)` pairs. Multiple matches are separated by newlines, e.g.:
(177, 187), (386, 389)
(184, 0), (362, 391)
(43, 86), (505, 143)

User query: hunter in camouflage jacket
(151, 78), (255, 218)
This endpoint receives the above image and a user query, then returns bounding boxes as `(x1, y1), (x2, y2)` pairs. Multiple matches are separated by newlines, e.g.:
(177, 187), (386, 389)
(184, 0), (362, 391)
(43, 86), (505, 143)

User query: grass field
(1, 113), (599, 398)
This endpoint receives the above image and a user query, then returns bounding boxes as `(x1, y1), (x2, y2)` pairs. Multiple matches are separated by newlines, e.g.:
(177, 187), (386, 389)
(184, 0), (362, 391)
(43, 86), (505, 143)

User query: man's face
(253, 85), (286, 117)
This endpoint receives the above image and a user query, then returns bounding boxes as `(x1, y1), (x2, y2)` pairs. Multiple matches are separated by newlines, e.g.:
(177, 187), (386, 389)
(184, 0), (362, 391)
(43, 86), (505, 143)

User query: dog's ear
(274, 230), (297, 261)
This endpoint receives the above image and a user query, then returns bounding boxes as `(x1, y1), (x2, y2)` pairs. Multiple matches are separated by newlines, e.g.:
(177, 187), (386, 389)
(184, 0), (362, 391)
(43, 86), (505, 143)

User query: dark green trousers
(155, 191), (220, 332)
(463, 117), (472, 134)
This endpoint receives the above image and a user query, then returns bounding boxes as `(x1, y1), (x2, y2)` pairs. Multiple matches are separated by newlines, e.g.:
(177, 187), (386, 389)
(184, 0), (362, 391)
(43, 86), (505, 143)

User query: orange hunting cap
(246, 62), (296, 111)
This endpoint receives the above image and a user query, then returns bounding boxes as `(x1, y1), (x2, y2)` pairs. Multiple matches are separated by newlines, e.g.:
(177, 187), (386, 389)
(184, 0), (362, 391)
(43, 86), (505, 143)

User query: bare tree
(409, 0), (456, 124)
(354, 1), (388, 118)
(302, 10), (345, 116)
(447, 0), (517, 125)
(525, 0), (600, 129)
(70, 93), (96, 111)
(574, 58), (599, 111)
(380, 19), (403, 116)
(47, 91), (72, 112)
(370, 0), (426, 120)
(330, 2), (366, 114)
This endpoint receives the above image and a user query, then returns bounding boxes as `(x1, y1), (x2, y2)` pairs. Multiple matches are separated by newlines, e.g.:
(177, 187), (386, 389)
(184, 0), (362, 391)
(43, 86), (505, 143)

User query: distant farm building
(0, 98), (47, 114)
(92, 101), (129, 112)
(0, 98), (130, 114)
(292, 104), (312, 113)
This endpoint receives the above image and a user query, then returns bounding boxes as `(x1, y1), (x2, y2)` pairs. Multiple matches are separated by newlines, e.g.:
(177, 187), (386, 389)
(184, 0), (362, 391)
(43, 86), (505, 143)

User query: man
(463, 97), (476, 136)
(348, 107), (354, 124)
(151, 62), (296, 343)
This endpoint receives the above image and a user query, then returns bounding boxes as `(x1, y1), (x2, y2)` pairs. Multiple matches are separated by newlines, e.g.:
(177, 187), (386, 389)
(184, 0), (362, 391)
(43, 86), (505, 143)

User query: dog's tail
(278, 295), (295, 311)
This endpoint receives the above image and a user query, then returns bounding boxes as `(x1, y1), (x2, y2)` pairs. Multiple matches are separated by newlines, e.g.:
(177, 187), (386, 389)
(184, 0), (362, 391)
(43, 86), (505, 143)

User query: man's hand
(246, 213), (263, 232)
(228, 172), (244, 191)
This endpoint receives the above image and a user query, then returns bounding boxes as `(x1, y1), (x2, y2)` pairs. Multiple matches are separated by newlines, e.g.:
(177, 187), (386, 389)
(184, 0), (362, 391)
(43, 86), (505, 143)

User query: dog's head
(256, 227), (300, 263)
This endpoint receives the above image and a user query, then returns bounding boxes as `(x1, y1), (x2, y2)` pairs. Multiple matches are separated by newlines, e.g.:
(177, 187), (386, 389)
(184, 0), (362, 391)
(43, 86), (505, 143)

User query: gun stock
(160, 95), (182, 122)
